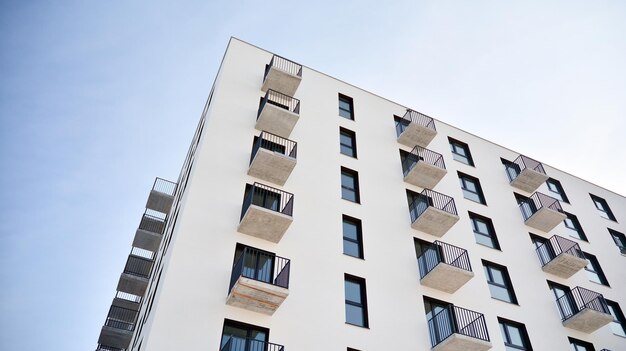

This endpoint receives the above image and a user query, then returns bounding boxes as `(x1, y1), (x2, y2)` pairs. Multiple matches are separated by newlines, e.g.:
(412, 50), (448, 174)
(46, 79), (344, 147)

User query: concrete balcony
(402, 146), (447, 189)
(132, 211), (166, 252)
(256, 89), (300, 139)
(536, 235), (587, 278)
(396, 109), (437, 148)
(418, 241), (474, 293)
(145, 178), (176, 214)
(226, 246), (290, 315)
(558, 286), (613, 333)
(97, 305), (138, 350)
(248, 131), (297, 186)
(261, 54), (302, 96)
(519, 192), (566, 232)
(410, 189), (459, 237)
(505, 155), (549, 193)
(429, 305), (492, 351)
(116, 251), (153, 296)
(238, 182), (294, 243)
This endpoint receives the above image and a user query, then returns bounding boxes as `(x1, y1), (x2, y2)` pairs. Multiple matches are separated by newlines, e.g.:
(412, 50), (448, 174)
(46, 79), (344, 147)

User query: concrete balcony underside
(238, 205), (293, 243)
(98, 326), (132, 350)
(145, 190), (174, 214)
(404, 162), (447, 189)
(255, 104), (299, 139)
(248, 148), (296, 186)
(563, 308), (613, 333)
(226, 276), (289, 315)
(132, 229), (162, 252)
(433, 333), (492, 351)
(261, 66), (301, 96)
(397, 123), (437, 148)
(412, 207), (460, 237)
(111, 298), (140, 312)
(421, 263), (474, 294)
(510, 168), (549, 193)
(542, 253), (588, 278)
(117, 273), (149, 296)
(525, 207), (566, 232)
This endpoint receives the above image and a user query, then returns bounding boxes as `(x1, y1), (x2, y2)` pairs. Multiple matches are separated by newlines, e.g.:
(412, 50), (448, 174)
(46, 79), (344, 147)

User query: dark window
(458, 172), (486, 204)
(448, 138), (474, 166)
(501, 158), (521, 182)
(563, 212), (587, 241)
(406, 189), (432, 222)
(244, 183), (281, 212)
(606, 300), (626, 337)
(341, 167), (360, 203)
(423, 296), (454, 347)
(469, 212), (500, 249)
(568, 337), (595, 351)
(548, 281), (577, 320)
(220, 319), (269, 351)
(609, 229), (626, 253)
(394, 115), (410, 136)
(498, 318), (533, 350)
(583, 252), (609, 286)
(399, 149), (420, 175)
(344, 275), (368, 327)
(546, 178), (568, 203)
(483, 260), (518, 304)
(590, 194), (616, 221)
(339, 94), (354, 120)
(233, 244), (275, 284)
(340, 128), (357, 157)
(343, 215), (363, 259)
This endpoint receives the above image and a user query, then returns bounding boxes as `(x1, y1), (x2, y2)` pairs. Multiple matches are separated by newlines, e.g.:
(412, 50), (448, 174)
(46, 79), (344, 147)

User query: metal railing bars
(556, 286), (610, 321)
(152, 177), (177, 196)
(512, 155), (546, 178)
(123, 255), (153, 279)
(402, 145), (446, 176)
(264, 54), (303, 79)
(105, 306), (138, 331)
(138, 212), (166, 234)
(221, 335), (285, 351)
(115, 291), (142, 304)
(130, 247), (155, 260)
(250, 131), (298, 164)
(396, 109), (436, 136)
(536, 235), (584, 267)
(418, 241), (471, 279)
(428, 305), (490, 347)
(519, 192), (563, 221)
(257, 89), (300, 119)
(240, 182), (294, 220)
(228, 246), (291, 293)
(409, 188), (457, 223)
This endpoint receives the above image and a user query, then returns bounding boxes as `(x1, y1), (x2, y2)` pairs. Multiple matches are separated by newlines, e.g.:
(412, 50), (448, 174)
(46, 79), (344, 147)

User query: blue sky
(0, 1), (625, 350)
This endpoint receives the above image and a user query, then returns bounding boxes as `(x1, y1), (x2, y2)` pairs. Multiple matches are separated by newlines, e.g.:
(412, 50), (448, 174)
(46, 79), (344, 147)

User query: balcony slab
(397, 123), (437, 148)
(412, 207), (460, 237)
(98, 326), (133, 350)
(510, 168), (549, 193)
(226, 276), (289, 315)
(404, 162), (447, 189)
(542, 253), (588, 279)
(563, 308), (613, 333)
(145, 190), (174, 214)
(132, 229), (162, 252)
(255, 103), (299, 139)
(421, 263), (474, 294)
(433, 333), (492, 351)
(248, 148), (296, 186)
(116, 273), (149, 296)
(238, 204), (293, 243)
(261, 66), (301, 96)
(525, 207), (566, 232)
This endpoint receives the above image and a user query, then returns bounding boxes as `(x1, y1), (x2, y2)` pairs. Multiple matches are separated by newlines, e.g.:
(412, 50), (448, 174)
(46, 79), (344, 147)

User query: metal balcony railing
(241, 182), (294, 220)
(250, 131), (297, 164)
(229, 246), (291, 293)
(152, 177), (177, 196)
(221, 335), (285, 351)
(428, 305), (490, 347)
(556, 286), (610, 321)
(264, 54), (302, 79)
(104, 306), (138, 331)
(409, 189), (458, 223)
(505, 155), (546, 182)
(519, 192), (563, 221)
(138, 210), (166, 234)
(395, 109), (436, 137)
(123, 254), (153, 279)
(96, 345), (124, 351)
(418, 241), (471, 279)
(536, 235), (584, 267)
(258, 89), (301, 119)
(401, 145), (445, 177)
(115, 291), (142, 304)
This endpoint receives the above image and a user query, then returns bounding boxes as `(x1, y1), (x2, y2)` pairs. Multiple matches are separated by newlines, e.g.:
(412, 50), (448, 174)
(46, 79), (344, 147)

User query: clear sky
(0, 1), (624, 350)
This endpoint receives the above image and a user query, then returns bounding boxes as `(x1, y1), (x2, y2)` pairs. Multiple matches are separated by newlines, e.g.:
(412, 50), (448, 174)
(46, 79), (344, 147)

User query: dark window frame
(342, 215), (364, 259)
(458, 172), (486, 205)
(469, 212), (501, 250)
(341, 167), (361, 203)
(606, 299), (626, 337)
(220, 319), (270, 350)
(483, 260), (518, 304)
(590, 194), (617, 221)
(498, 317), (533, 350)
(546, 178), (569, 203)
(583, 252), (610, 286)
(609, 229), (626, 254)
(563, 212), (587, 241)
(339, 127), (357, 158)
(339, 93), (355, 120)
(448, 137), (474, 166)
(568, 337), (596, 351)
(344, 274), (369, 328)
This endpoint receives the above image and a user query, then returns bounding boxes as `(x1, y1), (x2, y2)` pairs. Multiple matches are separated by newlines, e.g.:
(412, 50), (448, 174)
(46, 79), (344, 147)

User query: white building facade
(96, 38), (626, 351)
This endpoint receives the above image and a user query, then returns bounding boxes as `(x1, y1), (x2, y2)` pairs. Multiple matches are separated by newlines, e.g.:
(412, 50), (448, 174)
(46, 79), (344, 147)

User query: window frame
(220, 318), (270, 350)
(546, 178), (569, 203)
(342, 215), (364, 259)
(482, 260), (518, 304)
(344, 274), (369, 328)
(458, 172), (486, 204)
(568, 337), (596, 351)
(583, 252), (610, 286)
(448, 137), (474, 166)
(606, 299), (626, 337)
(340, 167), (361, 203)
(498, 317), (533, 350)
(469, 212), (501, 249)
(609, 229), (626, 254)
(590, 194), (616, 221)
(338, 93), (355, 120)
(339, 127), (357, 158)
(563, 212), (587, 241)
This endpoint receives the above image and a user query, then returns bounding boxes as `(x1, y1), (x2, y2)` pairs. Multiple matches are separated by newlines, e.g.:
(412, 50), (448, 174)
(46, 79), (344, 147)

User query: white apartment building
(95, 37), (626, 351)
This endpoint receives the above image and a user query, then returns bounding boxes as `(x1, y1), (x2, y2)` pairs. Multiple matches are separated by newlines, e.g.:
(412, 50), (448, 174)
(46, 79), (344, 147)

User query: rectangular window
(344, 275), (368, 327)
(469, 212), (500, 249)
(340, 128), (357, 157)
(569, 337), (595, 351)
(339, 94), (354, 120)
(548, 281), (576, 321)
(609, 229), (626, 254)
(483, 260), (518, 304)
(606, 300), (626, 337)
(546, 178), (569, 203)
(341, 167), (360, 203)
(343, 215), (363, 259)
(458, 172), (486, 204)
(448, 137), (474, 166)
(563, 212), (587, 241)
(221, 319), (269, 350)
(498, 317), (533, 350)
(590, 194), (616, 221)
(583, 252), (609, 286)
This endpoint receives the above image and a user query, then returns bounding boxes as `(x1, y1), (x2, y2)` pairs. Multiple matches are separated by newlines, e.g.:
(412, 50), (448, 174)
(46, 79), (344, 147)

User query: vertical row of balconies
(97, 178), (176, 351)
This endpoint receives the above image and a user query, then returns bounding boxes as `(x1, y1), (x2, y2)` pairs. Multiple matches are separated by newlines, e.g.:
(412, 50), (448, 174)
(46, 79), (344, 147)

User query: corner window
(339, 94), (354, 120)
(341, 167), (360, 203)
(448, 138), (474, 166)
(458, 172), (486, 204)
(483, 260), (518, 304)
(546, 178), (568, 203)
(343, 215), (363, 259)
(590, 194), (616, 221)
(569, 337), (595, 351)
(344, 275), (368, 327)
(563, 212), (587, 241)
(498, 318), (533, 350)
(606, 300), (626, 337)
(609, 229), (626, 254)
(583, 252), (609, 286)
(340, 128), (357, 158)
(469, 212), (500, 249)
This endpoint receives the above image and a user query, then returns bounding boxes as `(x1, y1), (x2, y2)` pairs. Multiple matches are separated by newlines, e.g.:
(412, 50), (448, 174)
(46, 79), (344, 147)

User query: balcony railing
(505, 155), (546, 182)
(115, 291), (142, 304)
(258, 90), (300, 118)
(418, 241), (471, 279)
(152, 177), (177, 196)
(221, 336), (285, 351)
(250, 131), (297, 163)
(240, 183), (294, 220)
(428, 305), (490, 348)
(138, 210), (166, 234)
(265, 55), (302, 80)
(123, 254), (153, 279)
(410, 189), (458, 223)
(402, 146), (446, 176)
(556, 286), (610, 322)
(229, 247), (291, 293)
(536, 235), (584, 267)
(396, 109), (436, 137)
(104, 306), (138, 331)
(519, 192), (563, 220)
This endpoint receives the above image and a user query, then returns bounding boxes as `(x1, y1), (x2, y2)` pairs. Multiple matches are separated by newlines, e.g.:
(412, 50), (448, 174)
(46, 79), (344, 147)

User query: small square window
(568, 337), (595, 351)
(498, 318), (533, 350)
(483, 260), (518, 304)
(606, 300), (626, 337)
(563, 212), (587, 241)
(343, 215), (363, 259)
(469, 212), (500, 249)
(590, 194), (616, 221)
(344, 274), (368, 327)
(609, 229), (626, 254)
(583, 252), (609, 286)
(458, 172), (486, 204)
(341, 167), (360, 203)
(339, 94), (354, 120)
(340, 128), (357, 158)
(448, 137), (474, 166)
(546, 178), (569, 203)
